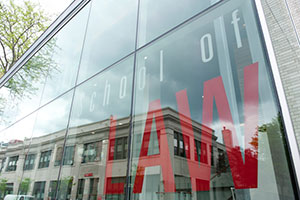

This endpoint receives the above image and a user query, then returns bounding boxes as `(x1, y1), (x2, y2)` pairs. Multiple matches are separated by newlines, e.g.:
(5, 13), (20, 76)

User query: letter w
(176, 62), (259, 190)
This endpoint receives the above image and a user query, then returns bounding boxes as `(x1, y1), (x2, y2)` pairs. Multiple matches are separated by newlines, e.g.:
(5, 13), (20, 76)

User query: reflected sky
(77, 0), (138, 83)
(138, 0), (220, 47)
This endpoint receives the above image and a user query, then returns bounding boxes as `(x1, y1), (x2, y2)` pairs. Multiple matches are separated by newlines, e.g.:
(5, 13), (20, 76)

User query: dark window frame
(23, 154), (36, 170)
(38, 150), (51, 169)
(82, 141), (101, 163)
(6, 156), (18, 172)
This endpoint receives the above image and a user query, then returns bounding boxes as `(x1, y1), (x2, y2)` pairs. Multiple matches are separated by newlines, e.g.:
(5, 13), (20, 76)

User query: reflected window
(24, 154), (36, 170)
(3, 183), (13, 197)
(55, 147), (63, 166)
(76, 179), (85, 200)
(109, 177), (126, 195)
(55, 146), (74, 166)
(32, 181), (46, 200)
(211, 145), (214, 167)
(110, 137), (127, 160)
(6, 156), (18, 172)
(63, 146), (74, 165)
(0, 158), (6, 173)
(88, 178), (99, 200)
(38, 150), (51, 168)
(174, 132), (189, 158)
(195, 140), (208, 164)
(175, 175), (192, 199)
(82, 141), (102, 163)
(48, 181), (57, 200)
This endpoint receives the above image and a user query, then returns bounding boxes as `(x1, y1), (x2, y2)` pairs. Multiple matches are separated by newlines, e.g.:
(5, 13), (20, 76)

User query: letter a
(133, 100), (175, 193)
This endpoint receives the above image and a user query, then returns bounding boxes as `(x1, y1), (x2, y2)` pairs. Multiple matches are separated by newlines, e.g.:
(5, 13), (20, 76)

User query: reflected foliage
(0, 0), (49, 75)
(18, 178), (31, 195)
(0, 0), (57, 116)
(0, 178), (7, 199)
(6, 39), (57, 99)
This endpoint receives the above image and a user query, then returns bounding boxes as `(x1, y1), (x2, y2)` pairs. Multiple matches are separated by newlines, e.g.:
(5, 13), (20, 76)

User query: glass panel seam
(254, 0), (300, 196)
(125, 0), (142, 199)
(135, 0), (226, 53)
(52, 2), (93, 199)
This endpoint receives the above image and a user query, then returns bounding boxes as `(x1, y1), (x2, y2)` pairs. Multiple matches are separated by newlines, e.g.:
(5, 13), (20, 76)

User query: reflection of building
(0, 0), (299, 199)
(0, 108), (233, 200)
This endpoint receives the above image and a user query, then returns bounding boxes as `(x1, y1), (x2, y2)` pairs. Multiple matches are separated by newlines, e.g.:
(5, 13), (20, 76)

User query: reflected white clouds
(32, 91), (73, 138)
(0, 112), (37, 143)
(40, 4), (91, 104)
(0, 71), (46, 131)
(0, 3), (91, 133)
(77, 0), (138, 83)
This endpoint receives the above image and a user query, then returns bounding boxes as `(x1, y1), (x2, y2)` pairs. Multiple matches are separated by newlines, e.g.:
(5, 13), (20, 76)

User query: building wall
(262, 0), (300, 146)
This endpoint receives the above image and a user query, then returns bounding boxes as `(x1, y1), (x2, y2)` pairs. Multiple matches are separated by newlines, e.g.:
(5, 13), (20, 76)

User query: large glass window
(55, 146), (75, 166)
(58, 56), (134, 200)
(130, 0), (298, 199)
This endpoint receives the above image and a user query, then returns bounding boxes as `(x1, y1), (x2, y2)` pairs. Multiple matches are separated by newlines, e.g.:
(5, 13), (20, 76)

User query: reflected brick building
(0, 108), (236, 200)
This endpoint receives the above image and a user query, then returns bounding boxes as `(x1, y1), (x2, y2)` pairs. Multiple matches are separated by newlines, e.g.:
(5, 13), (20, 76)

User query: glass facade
(0, 0), (298, 199)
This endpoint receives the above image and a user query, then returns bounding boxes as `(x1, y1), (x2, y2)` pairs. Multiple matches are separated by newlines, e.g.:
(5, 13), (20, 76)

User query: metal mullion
(254, 0), (300, 196)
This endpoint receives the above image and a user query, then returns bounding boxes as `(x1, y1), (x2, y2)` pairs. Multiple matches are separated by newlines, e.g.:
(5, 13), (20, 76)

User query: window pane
(0, 67), (45, 131)
(40, 4), (91, 104)
(59, 56), (133, 199)
(130, 0), (297, 199)
(137, 0), (221, 47)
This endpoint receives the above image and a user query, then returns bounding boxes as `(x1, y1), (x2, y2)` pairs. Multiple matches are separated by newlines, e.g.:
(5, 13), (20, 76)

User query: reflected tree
(0, 0), (58, 98)
(0, 0), (58, 119)
(6, 39), (57, 99)
(0, 178), (7, 199)
(0, 0), (49, 76)
(57, 176), (73, 200)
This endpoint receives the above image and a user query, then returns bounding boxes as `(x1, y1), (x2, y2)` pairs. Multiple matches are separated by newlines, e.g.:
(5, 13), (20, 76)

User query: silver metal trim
(283, 0), (300, 46)
(254, 0), (300, 190)
(0, 0), (90, 88)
